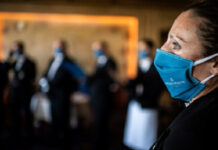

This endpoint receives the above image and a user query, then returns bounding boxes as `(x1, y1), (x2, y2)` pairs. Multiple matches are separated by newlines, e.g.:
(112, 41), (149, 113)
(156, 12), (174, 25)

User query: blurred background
(0, 0), (199, 150)
(0, 0), (196, 78)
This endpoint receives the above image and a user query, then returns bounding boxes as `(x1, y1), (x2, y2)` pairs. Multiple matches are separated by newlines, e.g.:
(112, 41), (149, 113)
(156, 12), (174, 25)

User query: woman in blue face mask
(150, 1), (218, 150)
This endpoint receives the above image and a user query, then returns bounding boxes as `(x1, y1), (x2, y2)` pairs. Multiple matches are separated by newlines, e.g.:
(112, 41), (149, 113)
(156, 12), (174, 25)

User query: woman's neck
(190, 76), (218, 104)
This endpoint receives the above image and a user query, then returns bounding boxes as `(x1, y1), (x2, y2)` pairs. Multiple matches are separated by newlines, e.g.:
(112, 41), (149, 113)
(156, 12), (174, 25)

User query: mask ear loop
(193, 53), (218, 84)
(201, 74), (216, 84)
(194, 53), (218, 66)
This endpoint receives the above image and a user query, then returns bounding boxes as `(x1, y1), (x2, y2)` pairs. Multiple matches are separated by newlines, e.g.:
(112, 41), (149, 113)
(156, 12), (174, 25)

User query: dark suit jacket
(87, 57), (117, 115)
(7, 57), (36, 106)
(0, 62), (8, 100)
(44, 56), (78, 126)
(0, 62), (8, 125)
(150, 88), (218, 150)
(126, 63), (164, 108)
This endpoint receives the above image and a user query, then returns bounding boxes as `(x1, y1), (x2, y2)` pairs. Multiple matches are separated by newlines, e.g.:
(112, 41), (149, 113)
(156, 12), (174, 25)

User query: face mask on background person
(93, 49), (104, 59)
(13, 49), (22, 58)
(138, 50), (151, 72)
(138, 50), (149, 60)
(54, 48), (64, 58)
(154, 48), (218, 102)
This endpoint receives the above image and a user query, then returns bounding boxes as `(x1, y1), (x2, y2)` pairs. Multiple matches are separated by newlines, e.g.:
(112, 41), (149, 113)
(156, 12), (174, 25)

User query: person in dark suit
(6, 41), (36, 137)
(126, 39), (164, 108)
(88, 41), (117, 150)
(124, 39), (164, 150)
(0, 61), (8, 132)
(40, 39), (78, 144)
(150, 1), (218, 150)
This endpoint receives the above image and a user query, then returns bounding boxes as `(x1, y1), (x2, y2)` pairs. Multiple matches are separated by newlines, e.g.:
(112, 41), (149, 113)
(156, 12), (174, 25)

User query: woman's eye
(171, 42), (181, 50)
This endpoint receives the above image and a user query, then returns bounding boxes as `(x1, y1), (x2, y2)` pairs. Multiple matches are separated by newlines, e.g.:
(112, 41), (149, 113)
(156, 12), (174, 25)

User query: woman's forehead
(169, 10), (201, 42)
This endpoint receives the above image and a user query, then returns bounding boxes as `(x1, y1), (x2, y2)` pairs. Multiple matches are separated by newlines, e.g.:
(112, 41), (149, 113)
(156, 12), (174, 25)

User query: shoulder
(24, 57), (36, 68)
(106, 56), (117, 68)
(64, 56), (75, 63)
(172, 89), (218, 127)
(164, 89), (218, 149)
(25, 56), (35, 64)
(107, 56), (115, 63)
(0, 62), (3, 68)
(62, 57), (77, 69)
(203, 89), (218, 125)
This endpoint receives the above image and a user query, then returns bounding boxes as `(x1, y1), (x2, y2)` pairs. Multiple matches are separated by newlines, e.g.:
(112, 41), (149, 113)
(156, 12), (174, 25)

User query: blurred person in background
(87, 40), (117, 150)
(39, 39), (79, 149)
(0, 61), (8, 133)
(6, 41), (36, 138)
(123, 39), (164, 150)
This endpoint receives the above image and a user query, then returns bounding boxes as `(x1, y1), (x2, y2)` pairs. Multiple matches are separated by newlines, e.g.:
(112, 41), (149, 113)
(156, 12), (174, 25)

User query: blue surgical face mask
(54, 48), (64, 57)
(14, 49), (22, 57)
(138, 50), (149, 59)
(154, 48), (218, 102)
(93, 49), (104, 59)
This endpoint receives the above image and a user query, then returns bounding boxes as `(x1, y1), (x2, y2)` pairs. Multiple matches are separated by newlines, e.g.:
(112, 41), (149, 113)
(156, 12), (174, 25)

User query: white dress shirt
(47, 54), (64, 81)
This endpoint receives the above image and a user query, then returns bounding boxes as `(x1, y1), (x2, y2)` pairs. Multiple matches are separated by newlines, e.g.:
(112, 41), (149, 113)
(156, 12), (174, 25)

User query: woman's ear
(210, 57), (218, 75)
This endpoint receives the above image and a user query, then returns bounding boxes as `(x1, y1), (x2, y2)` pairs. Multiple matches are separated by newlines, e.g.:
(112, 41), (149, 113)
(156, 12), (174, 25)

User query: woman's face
(161, 10), (212, 82)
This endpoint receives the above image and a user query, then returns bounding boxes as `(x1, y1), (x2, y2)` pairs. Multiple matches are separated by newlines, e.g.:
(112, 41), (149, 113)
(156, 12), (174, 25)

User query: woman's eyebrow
(170, 34), (187, 43)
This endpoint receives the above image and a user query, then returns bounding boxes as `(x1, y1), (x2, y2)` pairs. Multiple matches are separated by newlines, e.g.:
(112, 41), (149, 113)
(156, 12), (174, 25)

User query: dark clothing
(7, 57), (36, 136)
(88, 57), (116, 114)
(88, 57), (117, 150)
(44, 57), (78, 138)
(150, 87), (218, 150)
(0, 62), (8, 130)
(127, 63), (164, 108)
(0, 62), (8, 98)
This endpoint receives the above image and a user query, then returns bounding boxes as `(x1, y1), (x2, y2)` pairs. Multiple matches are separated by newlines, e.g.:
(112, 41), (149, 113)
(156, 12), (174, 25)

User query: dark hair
(100, 41), (108, 50)
(16, 41), (24, 53)
(184, 0), (218, 56)
(59, 39), (67, 51)
(139, 38), (154, 49)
